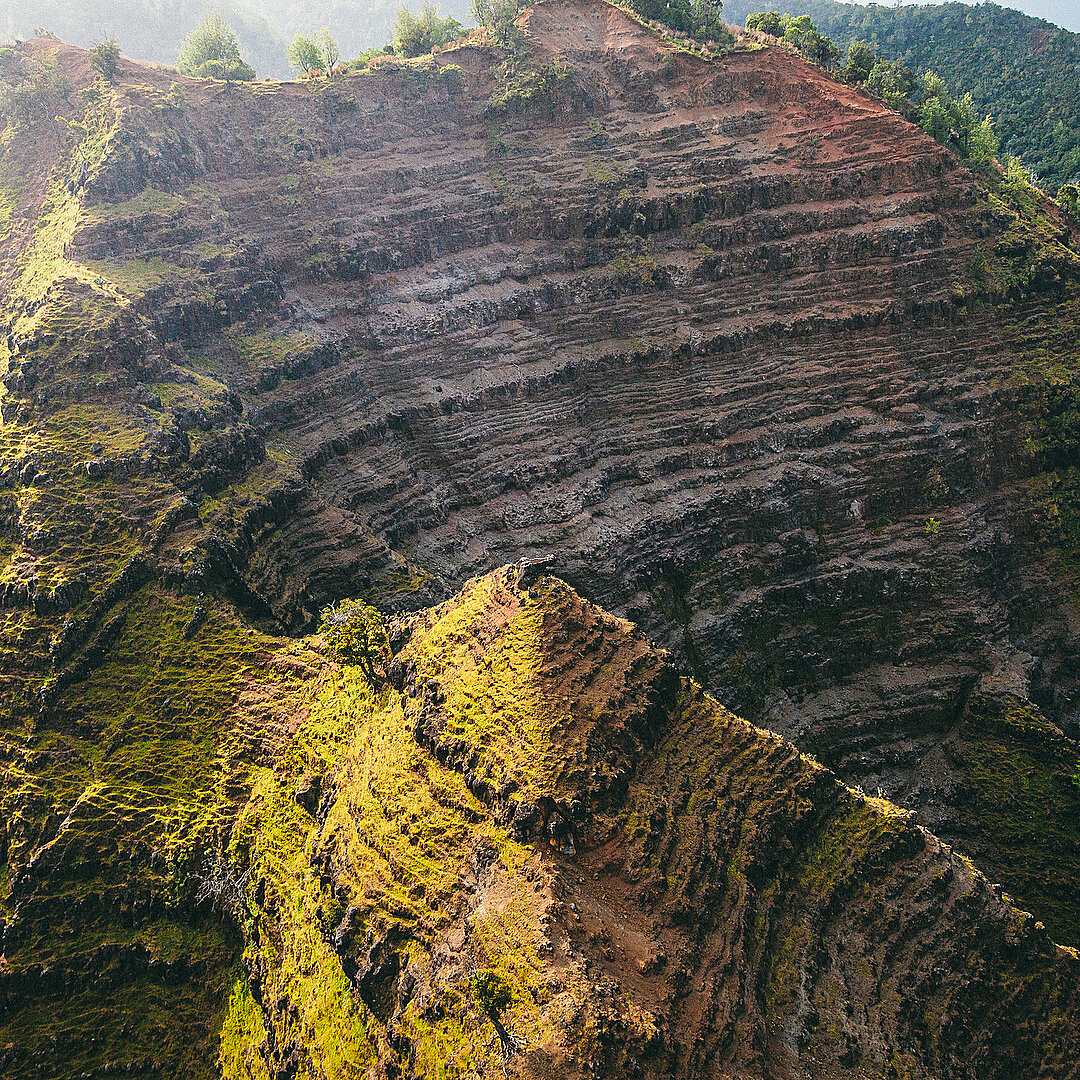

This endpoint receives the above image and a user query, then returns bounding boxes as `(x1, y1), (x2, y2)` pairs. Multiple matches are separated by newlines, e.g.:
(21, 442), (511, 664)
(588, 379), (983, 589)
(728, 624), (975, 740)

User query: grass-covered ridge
(3, 565), (1080, 1077)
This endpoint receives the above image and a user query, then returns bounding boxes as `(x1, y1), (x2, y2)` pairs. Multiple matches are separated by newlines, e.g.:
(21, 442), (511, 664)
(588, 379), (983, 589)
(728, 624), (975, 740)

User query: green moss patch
(954, 693), (1080, 943)
(0, 585), (290, 1078)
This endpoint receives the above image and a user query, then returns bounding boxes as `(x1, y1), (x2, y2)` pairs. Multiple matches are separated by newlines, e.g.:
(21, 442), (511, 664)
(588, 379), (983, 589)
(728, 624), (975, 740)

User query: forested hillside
(727, 0), (1080, 189)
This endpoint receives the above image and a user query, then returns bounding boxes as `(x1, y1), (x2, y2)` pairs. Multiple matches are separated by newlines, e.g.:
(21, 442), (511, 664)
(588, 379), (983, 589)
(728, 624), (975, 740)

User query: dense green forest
(727, 0), (1080, 189)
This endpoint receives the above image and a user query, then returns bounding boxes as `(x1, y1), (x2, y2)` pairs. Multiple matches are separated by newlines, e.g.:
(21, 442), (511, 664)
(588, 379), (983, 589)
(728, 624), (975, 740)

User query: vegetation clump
(88, 37), (120, 80)
(474, 0), (731, 52)
(1059, 183), (1080, 227)
(913, 69), (998, 164)
(627, 0), (728, 44)
(471, 969), (522, 1057)
(472, 0), (530, 50)
(488, 56), (575, 116)
(177, 14), (256, 81)
(392, 1), (463, 57)
(746, 11), (837, 65)
(287, 28), (341, 76)
(318, 597), (390, 682)
(0, 43), (70, 126)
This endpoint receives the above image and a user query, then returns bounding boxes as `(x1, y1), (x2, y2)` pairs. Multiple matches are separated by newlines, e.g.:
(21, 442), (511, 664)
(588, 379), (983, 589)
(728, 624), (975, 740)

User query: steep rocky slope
(2, 2), (1080, 1075)
(724, 0), (1080, 188)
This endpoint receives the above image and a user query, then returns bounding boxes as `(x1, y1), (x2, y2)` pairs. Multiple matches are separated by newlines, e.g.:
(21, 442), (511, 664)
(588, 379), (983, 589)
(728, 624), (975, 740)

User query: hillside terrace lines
(5, 0), (1076, 967)
(265, 295), (1001, 490)
(276, 238), (963, 369)
(79, 128), (964, 323)
(311, 346), (1002, 551)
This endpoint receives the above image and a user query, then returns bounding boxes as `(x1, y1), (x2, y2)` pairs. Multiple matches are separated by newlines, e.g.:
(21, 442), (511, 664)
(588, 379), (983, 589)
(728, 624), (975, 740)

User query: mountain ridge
(1, 2), (1080, 1074)
(725, 0), (1080, 189)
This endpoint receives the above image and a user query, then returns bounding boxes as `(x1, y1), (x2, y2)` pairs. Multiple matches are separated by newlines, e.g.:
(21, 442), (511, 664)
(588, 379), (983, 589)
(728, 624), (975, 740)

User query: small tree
(745, 11), (787, 37)
(915, 70), (951, 143)
(318, 598), (389, 683)
(394, 1), (463, 57)
(780, 17), (835, 67)
(866, 57), (916, 108)
(688, 0), (725, 41)
(961, 97), (998, 164)
(1058, 183), (1080, 225)
(471, 969), (521, 1058)
(471, 0), (526, 49)
(89, 37), (120, 81)
(287, 32), (324, 76)
(800, 31), (838, 68)
(317, 28), (341, 71)
(780, 14), (813, 48)
(177, 14), (255, 82)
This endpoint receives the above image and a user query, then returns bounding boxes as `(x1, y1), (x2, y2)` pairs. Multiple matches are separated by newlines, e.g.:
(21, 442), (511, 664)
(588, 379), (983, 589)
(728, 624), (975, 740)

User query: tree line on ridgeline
(729, 0), (1080, 194)
(743, 8), (1079, 225)
(2, 0), (1078, 226)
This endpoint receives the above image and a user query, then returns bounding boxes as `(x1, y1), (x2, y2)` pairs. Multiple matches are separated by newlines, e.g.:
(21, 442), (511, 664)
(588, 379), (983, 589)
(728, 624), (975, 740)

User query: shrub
(488, 57), (573, 116)
(745, 11), (786, 37)
(471, 969), (512, 1015)
(89, 38), (120, 81)
(177, 14), (255, 81)
(0, 48), (71, 126)
(288, 29), (340, 76)
(746, 12), (837, 68)
(194, 855), (250, 913)
(1057, 183), (1080, 225)
(165, 81), (186, 109)
(470, 968), (521, 1057)
(318, 598), (389, 682)
(472, 0), (527, 50)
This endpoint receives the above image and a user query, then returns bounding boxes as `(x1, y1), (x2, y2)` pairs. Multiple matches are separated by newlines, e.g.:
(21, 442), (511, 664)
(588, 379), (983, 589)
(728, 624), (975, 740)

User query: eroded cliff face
(1, 1), (1080, 1076)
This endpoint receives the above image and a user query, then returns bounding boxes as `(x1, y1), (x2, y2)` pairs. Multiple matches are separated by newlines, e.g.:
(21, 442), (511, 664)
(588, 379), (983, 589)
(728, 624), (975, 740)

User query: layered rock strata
(1, 1), (1080, 1074)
